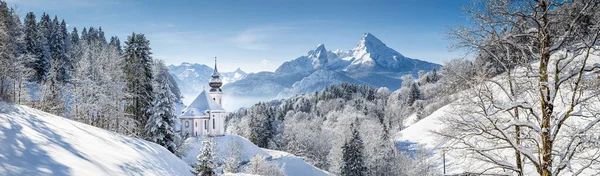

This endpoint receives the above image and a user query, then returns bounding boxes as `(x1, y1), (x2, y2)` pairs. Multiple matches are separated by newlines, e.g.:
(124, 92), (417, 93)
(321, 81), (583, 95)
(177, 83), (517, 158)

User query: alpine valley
(169, 33), (440, 107)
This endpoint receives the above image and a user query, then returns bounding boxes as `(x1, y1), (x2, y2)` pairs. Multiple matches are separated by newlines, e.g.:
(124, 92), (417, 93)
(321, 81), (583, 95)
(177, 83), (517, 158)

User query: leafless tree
(443, 0), (600, 175)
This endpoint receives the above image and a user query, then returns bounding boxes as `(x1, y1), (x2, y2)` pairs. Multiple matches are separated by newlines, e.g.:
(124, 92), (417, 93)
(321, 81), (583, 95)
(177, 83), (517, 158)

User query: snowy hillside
(0, 102), (191, 176)
(396, 52), (600, 175)
(180, 135), (330, 176)
(224, 33), (440, 102)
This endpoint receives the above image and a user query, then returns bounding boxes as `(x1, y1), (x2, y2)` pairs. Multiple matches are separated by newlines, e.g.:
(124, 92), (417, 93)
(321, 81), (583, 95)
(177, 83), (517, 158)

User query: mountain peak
(356, 33), (385, 51)
(308, 43), (327, 58)
(315, 43), (326, 51)
(234, 67), (245, 73)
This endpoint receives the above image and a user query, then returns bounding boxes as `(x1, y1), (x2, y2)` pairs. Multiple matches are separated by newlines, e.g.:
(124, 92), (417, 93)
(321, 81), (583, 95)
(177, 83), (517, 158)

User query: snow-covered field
(180, 135), (330, 176)
(263, 149), (331, 176)
(0, 102), (191, 176)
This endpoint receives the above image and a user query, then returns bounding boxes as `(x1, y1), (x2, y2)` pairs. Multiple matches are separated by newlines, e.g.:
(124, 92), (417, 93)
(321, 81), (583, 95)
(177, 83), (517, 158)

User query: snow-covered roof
(181, 90), (225, 117)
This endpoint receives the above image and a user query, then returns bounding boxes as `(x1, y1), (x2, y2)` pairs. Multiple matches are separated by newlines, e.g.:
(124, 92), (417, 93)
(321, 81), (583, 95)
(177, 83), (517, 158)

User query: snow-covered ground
(263, 149), (331, 176)
(180, 135), (331, 176)
(0, 102), (191, 176)
(180, 135), (271, 165)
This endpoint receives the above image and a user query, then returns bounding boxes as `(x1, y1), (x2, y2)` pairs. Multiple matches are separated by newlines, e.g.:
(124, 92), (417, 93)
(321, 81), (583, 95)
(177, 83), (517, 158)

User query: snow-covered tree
(191, 137), (216, 176)
(341, 122), (366, 176)
(123, 32), (154, 137)
(23, 12), (47, 84)
(245, 155), (284, 176)
(443, 0), (600, 175)
(223, 138), (243, 173)
(145, 60), (178, 153)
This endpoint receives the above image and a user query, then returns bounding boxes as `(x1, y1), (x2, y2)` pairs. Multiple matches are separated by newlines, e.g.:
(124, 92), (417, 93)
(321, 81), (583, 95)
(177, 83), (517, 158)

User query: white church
(179, 58), (227, 137)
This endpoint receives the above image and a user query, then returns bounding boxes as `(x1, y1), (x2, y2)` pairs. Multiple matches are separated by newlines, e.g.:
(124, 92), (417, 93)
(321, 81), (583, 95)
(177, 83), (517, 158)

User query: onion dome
(209, 57), (222, 91)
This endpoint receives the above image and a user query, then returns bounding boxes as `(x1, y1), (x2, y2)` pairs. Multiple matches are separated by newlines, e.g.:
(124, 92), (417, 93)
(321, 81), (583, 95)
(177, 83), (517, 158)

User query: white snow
(181, 135), (270, 165)
(262, 149), (331, 176)
(0, 102), (191, 176)
(180, 135), (330, 176)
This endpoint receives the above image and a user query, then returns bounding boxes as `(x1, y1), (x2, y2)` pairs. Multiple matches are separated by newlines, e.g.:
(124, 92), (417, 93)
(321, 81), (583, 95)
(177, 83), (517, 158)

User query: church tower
(209, 57), (223, 106)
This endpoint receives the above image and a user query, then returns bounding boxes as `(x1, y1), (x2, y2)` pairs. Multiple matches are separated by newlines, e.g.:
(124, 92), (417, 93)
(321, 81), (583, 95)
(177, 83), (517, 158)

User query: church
(179, 58), (227, 136)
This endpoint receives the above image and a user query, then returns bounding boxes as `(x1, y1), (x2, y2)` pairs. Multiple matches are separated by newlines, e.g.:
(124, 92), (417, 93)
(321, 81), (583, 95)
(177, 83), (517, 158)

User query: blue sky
(8, 0), (471, 73)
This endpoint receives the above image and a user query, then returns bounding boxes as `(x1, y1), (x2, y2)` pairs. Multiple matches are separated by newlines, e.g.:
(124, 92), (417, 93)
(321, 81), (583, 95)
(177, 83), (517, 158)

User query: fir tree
(71, 27), (79, 45)
(109, 36), (122, 54)
(81, 27), (88, 42)
(145, 60), (178, 153)
(192, 137), (216, 176)
(98, 27), (105, 43)
(36, 12), (53, 83)
(24, 12), (47, 83)
(123, 32), (154, 137)
(50, 16), (69, 83)
(341, 122), (366, 176)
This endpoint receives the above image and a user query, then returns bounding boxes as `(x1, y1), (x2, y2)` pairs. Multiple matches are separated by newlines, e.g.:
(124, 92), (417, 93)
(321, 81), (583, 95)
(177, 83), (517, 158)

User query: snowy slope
(395, 51), (600, 175)
(262, 149), (331, 176)
(180, 135), (330, 176)
(0, 102), (191, 176)
(180, 135), (271, 165)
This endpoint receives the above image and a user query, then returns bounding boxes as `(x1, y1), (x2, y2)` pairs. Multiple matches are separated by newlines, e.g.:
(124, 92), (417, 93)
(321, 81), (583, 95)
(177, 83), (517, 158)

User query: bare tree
(443, 0), (600, 175)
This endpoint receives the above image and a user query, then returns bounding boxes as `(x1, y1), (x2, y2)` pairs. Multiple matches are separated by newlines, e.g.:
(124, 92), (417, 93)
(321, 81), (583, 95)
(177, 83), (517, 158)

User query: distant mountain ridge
(167, 62), (247, 104)
(224, 33), (440, 100)
(168, 33), (440, 108)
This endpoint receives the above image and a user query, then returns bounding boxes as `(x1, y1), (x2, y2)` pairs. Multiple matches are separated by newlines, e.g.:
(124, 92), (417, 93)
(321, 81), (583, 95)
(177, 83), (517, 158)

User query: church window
(195, 122), (197, 127)
(204, 120), (207, 129)
(185, 121), (189, 128)
(213, 119), (215, 129)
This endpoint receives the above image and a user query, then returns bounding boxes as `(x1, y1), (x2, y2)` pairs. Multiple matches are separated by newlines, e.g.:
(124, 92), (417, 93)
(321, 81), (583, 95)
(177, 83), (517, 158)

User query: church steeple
(209, 57), (223, 92)
(212, 57), (219, 77)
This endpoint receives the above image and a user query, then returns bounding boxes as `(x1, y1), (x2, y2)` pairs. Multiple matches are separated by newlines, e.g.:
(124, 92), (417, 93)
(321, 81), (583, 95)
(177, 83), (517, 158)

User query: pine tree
(109, 36), (122, 54)
(80, 27), (88, 42)
(145, 60), (178, 153)
(123, 32), (154, 137)
(37, 13), (52, 82)
(24, 12), (47, 83)
(407, 82), (421, 106)
(98, 27), (105, 44)
(192, 137), (216, 176)
(50, 16), (69, 83)
(341, 122), (366, 176)
(71, 27), (79, 46)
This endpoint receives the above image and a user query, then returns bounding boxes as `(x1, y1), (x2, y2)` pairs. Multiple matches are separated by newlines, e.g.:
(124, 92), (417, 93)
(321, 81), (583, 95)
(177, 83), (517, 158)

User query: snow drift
(180, 135), (330, 176)
(0, 102), (191, 176)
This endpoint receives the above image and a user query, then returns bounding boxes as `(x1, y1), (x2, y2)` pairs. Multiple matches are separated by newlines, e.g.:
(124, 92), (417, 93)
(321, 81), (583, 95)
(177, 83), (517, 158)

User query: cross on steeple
(213, 57), (218, 74)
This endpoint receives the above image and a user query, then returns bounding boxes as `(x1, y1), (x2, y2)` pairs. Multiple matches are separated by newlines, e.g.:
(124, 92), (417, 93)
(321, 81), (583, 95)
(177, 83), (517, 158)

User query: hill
(0, 102), (191, 176)
(180, 135), (330, 176)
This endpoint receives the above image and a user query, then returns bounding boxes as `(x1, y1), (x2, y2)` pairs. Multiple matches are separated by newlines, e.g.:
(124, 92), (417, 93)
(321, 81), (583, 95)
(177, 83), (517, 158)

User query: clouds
(231, 25), (295, 51)
(231, 20), (324, 51)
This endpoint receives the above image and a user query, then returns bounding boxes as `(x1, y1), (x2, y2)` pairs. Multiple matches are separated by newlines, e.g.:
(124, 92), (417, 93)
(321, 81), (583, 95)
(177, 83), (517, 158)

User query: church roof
(181, 90), (225, 117)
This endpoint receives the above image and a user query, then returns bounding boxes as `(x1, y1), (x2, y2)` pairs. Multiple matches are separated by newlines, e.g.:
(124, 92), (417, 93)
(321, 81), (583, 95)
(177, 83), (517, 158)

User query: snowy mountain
(0, 102), (191, 176)
(224, 33), (440, 102)
(168, 62), (247, 104)
(276, 70), (366, 98)
(180, 135), (330, 176)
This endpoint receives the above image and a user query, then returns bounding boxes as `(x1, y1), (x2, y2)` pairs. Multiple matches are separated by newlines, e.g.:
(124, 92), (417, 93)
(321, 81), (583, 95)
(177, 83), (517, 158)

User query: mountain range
(169, 33), (440, 107)
(168, 63), (248, 104)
